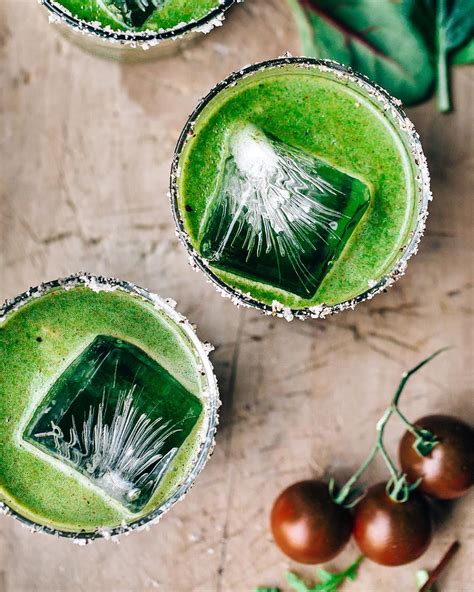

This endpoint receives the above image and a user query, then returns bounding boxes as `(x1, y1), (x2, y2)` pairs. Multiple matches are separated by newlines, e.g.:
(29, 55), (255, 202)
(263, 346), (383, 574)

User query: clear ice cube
(199, 125), (371, 299)
(108, 0), (167, 28)
(23, 336), (203, 513)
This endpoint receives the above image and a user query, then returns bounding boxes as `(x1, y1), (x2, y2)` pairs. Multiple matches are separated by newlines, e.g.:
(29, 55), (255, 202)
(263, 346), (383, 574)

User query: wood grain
(0, 1), (473, 591)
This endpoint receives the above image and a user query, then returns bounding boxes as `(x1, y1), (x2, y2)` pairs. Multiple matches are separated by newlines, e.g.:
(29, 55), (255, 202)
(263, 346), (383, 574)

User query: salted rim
(170, 56), (432, 321)
(0, 273), (220, 543)
(40, 0), (239, 47)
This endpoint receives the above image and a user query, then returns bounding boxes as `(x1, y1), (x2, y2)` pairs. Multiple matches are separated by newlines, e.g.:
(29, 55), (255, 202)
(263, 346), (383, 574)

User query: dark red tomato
(270, 480), (352, 564)
(353, 482), (432, 566)
(399, 415), (474, 500)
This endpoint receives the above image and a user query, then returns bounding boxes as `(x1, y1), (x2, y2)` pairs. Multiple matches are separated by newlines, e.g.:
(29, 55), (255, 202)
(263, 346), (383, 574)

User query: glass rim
(170, 56), (432, 321)
(41, 0), (239, 45)
(0, 273), (220, 543)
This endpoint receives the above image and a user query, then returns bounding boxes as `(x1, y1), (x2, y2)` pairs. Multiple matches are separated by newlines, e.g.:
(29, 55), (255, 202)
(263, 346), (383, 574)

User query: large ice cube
(23, 335), (203, 513)
(199, 125), (371, 299)
(107, 0), (166, 28)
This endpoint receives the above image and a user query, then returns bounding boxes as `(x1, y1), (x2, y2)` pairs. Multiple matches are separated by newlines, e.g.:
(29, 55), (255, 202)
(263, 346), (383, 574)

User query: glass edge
(169, 56), (432, 321)
(40, 0), (239, 45)
(0, 272), (220, 542)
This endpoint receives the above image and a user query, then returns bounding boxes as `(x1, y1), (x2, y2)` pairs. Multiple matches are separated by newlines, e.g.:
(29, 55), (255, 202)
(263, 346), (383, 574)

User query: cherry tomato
(270, 480), (352, 564)
(399, 415), (474, 500)
(353, 482), (432, 566)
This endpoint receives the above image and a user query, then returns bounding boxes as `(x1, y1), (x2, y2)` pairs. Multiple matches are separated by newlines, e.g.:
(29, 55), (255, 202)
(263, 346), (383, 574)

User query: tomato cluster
(270, 352), (474, 567)
(271, 412), (473, 566)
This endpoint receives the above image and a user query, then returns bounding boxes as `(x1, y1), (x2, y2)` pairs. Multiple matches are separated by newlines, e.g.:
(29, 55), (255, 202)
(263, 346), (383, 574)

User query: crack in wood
(216, 310), (246, 592)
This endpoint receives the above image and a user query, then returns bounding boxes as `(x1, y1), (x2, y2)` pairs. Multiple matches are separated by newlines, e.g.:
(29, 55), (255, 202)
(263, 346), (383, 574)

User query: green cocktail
(171, 58), (431, 319)
(40, 0), (238, 60)
(0, 275), (218, 540)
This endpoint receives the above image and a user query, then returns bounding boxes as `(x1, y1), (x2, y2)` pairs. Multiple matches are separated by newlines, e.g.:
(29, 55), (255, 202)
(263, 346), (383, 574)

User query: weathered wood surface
(0, 1), (473, 591)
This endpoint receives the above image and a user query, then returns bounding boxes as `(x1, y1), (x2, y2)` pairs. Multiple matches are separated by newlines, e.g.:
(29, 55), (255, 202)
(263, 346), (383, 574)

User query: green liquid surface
(177, 65), (419, 309)
(54, 0), (223, 32)
(0, 286), (209, 533)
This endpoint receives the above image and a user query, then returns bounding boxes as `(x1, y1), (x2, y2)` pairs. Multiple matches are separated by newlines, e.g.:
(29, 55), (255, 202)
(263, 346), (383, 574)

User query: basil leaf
(288, 0), (435, 105)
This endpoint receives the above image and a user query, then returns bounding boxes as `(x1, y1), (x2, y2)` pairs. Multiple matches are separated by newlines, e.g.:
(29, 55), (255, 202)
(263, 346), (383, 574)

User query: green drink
(0, 274), (218, 540)
(171, 58), (431, 320)
(40, 0), (238, 60)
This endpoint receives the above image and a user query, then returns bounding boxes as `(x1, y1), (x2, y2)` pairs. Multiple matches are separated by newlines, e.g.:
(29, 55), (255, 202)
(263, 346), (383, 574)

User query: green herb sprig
(256, 556), (364, 592)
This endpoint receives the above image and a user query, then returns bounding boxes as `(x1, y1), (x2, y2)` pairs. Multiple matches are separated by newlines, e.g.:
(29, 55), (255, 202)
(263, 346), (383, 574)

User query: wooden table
(1, 1), (473, 590)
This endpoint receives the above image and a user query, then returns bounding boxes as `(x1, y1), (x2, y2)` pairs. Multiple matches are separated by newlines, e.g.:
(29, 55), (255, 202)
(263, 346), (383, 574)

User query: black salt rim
(170, 57), (432, 321)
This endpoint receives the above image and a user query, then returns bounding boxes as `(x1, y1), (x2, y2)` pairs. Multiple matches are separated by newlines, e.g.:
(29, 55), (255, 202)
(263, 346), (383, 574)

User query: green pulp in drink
(53, 0), (224, 32)
(0, 285), (210, 533)
(176, 64), (420, 309)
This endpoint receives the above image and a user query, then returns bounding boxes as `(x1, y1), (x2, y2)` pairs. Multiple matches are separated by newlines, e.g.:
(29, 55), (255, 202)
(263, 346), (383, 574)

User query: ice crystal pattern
(213, 126), (341, 280)
(24, 335), (203, 512)
(35, 387), (179, 513)
(199, 124), (371, 298)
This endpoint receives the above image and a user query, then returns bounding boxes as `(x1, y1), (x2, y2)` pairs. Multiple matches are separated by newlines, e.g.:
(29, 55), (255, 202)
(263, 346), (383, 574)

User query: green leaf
(444, 0), (474, 51)
(255, 588), (281, 592)
(287, 572), (310, 592)
(452, 36), (474, 63)
(411, 0), (474, 110)
(315, 569), (333, 584)
(345, 558), (363, 581)
(288, 0), (435, 105)
(401, 0), (415, 17)
(286, 556), (364, 592)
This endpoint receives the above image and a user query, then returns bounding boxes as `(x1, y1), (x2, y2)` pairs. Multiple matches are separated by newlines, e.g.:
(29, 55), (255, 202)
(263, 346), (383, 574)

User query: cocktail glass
(39, 0), (239, 61)
(0, 273), (219, 542)
(170, 57), (431, 320)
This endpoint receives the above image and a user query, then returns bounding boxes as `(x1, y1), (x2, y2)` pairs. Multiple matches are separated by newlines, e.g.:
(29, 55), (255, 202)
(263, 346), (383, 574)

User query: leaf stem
(436, 0), (451, 112)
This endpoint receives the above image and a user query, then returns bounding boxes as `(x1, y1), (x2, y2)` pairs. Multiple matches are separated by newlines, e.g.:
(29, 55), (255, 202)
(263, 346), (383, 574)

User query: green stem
(333, 408), (395, 506)
(394, 406), (420, 437)
(332, 444), (379, 505)
(376, 409), (399, 482)
(391, 348), (448, 441)
(333, 349), (448, 506)
(391, 349), (447, 408)
(436, 0), (451, 113)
